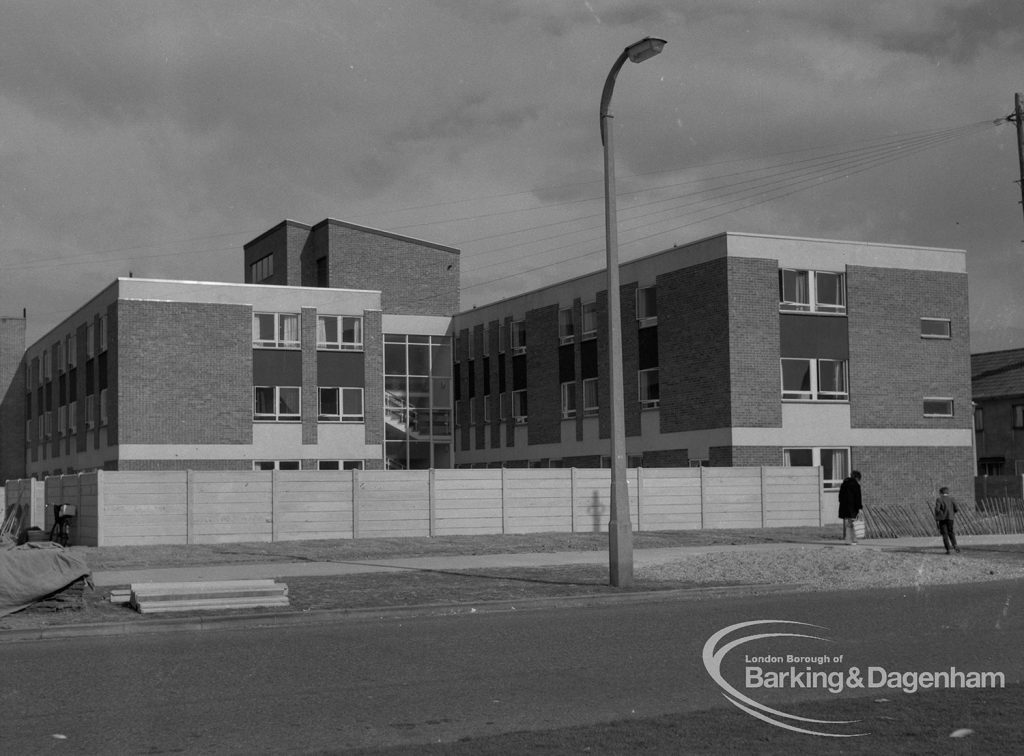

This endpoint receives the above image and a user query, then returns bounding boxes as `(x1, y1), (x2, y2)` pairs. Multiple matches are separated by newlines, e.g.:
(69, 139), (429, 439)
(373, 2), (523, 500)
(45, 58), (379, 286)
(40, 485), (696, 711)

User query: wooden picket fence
(863, 497), (1024, 538)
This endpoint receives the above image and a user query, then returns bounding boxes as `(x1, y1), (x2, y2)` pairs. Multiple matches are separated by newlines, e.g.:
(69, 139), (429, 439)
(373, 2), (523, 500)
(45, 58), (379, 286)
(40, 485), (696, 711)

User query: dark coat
(934, 495), (958, 522)
(837, 477), (862, 519)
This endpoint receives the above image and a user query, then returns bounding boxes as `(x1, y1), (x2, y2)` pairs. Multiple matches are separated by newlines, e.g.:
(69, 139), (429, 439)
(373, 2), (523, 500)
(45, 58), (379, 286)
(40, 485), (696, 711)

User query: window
(558, 309), (575, 344)
(583, 378), (598, 416)
(254, 460), (300, 470)
(975, 406), (984, 432)
(561, 382), (576, 419)
(254, 386), (301, 421)
(317, 460), (364, 470)
(253, 313), (300, 348)
(481, 326), (490, 357)
(469, 401), (476, 426)
(99, 388), (108, 426)
(250, 254), (274, 283)
(66, 333), (76, 369)
(637, 286), (658, 325)
(68, 400), (77, 434)
(484, 397), (492, 423)
(85, 400), (95, 430)
(779, 269), (846, 314)
(784, 447), (850, 490)
(781, 358), (848, 401)
(1014, 405), (1024, 429)
(512, 389), (528, 424)
(58, 405), (67, 436)
(921, 318), (951, 339)
(317, 315), (363, 350)
(44, 411), (53, 439)
(42, 351), (51, 381)
(318, 387), (364, 422)
(582, 302), (598, 339)
(98, 314), (107, 352)
(56, 341), (64, 374)
(86, 322), (95, 358)
(923, 397), (954, 417)
(511, 320), (526, 355)
(639, 368), (660, 408)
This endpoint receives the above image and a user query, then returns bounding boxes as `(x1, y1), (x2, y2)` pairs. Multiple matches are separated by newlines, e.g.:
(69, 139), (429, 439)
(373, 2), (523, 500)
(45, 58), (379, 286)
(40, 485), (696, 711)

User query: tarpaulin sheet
(0, 541), (92, 617)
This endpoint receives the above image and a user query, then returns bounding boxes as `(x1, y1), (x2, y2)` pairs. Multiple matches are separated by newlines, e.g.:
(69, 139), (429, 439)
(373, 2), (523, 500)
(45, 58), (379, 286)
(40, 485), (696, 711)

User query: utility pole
(1013, 92), (1024, 224)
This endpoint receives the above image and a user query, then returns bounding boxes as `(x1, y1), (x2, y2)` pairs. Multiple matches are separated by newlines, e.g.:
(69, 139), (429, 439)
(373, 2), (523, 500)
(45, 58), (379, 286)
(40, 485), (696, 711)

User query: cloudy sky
(2, 0), (1022, 350)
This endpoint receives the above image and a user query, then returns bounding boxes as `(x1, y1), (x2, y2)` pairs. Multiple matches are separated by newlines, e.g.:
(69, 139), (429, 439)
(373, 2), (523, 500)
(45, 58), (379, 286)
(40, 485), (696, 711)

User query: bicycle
(49, 503), (75, 547)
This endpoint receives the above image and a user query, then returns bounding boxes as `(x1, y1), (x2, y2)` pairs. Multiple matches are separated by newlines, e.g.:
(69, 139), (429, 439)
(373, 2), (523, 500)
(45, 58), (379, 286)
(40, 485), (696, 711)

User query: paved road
(5, 580), (1023, 754)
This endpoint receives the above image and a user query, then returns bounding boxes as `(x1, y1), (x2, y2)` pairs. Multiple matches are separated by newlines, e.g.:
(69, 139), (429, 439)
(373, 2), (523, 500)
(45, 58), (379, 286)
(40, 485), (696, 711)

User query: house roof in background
(972, 348), (1024, 399)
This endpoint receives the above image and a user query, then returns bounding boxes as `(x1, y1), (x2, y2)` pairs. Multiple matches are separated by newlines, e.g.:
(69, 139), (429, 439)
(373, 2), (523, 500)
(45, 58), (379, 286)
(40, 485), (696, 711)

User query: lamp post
(600, 37), (666, 588)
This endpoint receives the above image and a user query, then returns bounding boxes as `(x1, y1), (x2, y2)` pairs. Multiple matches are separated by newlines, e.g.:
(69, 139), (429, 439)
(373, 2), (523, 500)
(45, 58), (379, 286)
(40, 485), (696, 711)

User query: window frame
(636, 286), (658, 326)
(920, 317), (951, 339)
(582, 302), (598, 339)
(318, 386), (365, 422)
(558, 309), (575, 344)
(638, 367), (660, 409)
(512, 389), (528, 424)
(583, 377), (599, 416)
(780, 358), (849, 401)
(253, 312), (301, 349)
(779, 269), (847, 314)
(783, 446), (851, 490)
(561, 381), (576, 419)
(923, 397), (954, 418)
(510, 320), (526, 355)
(250, 254), (274, 283)
(254, 385), (302, 422)
(1014, 404), (1024, 430)
(316, 315), (363, 351)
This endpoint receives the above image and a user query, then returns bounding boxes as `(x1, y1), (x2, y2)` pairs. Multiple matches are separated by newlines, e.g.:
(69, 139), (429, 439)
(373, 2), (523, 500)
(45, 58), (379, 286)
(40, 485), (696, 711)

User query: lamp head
(625, 37), (666, 64)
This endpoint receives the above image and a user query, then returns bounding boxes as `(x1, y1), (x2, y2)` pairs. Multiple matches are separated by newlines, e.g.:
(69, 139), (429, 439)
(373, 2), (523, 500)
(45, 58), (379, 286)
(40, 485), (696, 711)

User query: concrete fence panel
(637, 468), (703, 530)
(762, 467), (822, 527)
(190, 470), (273, 544)
(502, 469), (574, 534)
(433, 469), (503, 535)
(354, 470), (430, 538)
(6, 465), (826, 546)
(701, 467), (763, 529)
(99, 471), (187, 546)
(273, 470), (354, 541)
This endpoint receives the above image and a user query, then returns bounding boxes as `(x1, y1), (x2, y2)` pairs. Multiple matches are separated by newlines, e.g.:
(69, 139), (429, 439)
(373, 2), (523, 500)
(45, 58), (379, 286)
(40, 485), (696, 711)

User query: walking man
(934, 486), (960, 554)
(838, 471), (863, 544)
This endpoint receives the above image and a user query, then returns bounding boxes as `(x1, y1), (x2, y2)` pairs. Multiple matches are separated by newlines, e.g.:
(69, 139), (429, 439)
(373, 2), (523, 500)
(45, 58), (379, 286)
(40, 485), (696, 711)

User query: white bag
(853, 519), (866, 539)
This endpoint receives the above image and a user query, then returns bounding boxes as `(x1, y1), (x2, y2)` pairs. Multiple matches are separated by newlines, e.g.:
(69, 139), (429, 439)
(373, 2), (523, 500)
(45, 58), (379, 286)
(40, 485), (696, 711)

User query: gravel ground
(637, 544), (1024, 591)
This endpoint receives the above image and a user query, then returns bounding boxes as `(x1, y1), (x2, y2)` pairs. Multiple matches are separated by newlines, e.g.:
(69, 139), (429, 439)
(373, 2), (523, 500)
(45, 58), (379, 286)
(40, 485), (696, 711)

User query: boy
(934, 486), (960, 554)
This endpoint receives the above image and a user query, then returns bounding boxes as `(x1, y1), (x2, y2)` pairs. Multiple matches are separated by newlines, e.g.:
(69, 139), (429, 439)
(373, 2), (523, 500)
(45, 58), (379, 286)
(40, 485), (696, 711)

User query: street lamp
(600, 37), (666, 588)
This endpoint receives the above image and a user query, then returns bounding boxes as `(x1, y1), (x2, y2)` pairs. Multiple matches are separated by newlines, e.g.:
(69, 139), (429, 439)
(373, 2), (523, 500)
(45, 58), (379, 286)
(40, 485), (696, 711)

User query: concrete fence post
(352, 468), (360, 540)
(570, 467), (577, 533)
(501, 467), (509, 534)
(428, 468), (436, 537)
(186, 469), (196, 545)
(636, 466), (643, 533)
(271, 469), (280, 542)
(760, 466), (767, 528)
(699, 465), (706, 530)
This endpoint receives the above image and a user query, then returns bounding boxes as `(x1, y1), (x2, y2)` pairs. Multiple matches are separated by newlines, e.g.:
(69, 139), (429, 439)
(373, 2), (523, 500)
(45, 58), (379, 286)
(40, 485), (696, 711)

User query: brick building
(972, 347), (1024, 475)
(3, 223), (974, 511)
(11, 219), (459, 476)
(449, 232), (974, 511)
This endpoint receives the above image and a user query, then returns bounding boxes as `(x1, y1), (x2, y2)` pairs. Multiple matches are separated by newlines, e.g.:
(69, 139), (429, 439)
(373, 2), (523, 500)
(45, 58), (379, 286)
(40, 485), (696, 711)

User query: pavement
(6, 533), (1024, 643)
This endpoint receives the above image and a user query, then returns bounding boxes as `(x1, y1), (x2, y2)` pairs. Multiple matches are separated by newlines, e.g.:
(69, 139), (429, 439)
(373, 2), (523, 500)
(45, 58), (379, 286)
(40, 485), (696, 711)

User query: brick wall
(848, 266), (971, 430)
(658, 259), (733, 432)
(526, 304), (560, 446)
(853, 445), (975, 509)
(0, 317), (26, 481)
(363, 310), (384, 446)
(315, 221), (460, 316)
(727, 257), (783, 428)
(118, 300), (253, 444)
(301, 308), (318, 445)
